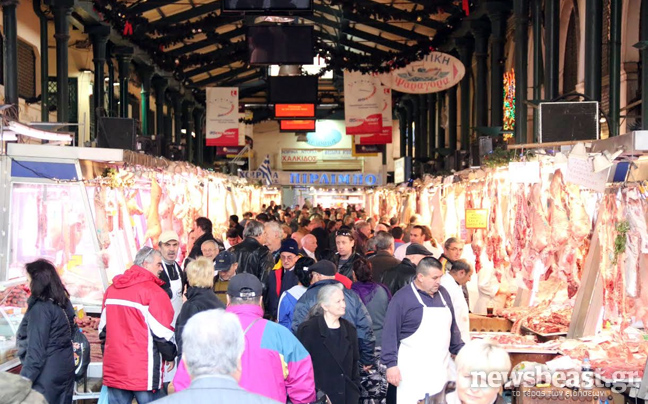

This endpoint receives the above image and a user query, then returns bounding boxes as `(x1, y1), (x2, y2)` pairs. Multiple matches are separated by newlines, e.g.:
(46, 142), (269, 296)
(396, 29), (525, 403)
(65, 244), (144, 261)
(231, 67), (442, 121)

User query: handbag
(60, 306), (91, 381)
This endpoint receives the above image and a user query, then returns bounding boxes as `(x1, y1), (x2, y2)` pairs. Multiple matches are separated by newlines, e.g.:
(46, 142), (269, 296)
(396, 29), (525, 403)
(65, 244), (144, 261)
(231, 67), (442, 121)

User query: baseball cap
(406, 243), (434, 257)
(227, 273), (263, 299)
(280, 239), (299, 255)
(159, 230), (179, 243)
(309, 260), (337, 276)
(214, 251), (235, 271)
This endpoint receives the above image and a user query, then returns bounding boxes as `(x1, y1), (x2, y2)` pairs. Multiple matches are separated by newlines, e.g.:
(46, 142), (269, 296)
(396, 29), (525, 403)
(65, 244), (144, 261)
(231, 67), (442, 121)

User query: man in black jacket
(291, 260), (376, 366)
(381, 244), (434, 296)
(368, 231), (400, 283)
(187, 217), (222, 262)
(229, 220), (274, 286)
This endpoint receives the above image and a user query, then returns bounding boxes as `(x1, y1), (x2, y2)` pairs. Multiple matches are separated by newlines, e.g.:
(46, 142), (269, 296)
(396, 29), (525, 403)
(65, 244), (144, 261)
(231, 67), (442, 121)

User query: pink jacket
(173, 305), (316, 404)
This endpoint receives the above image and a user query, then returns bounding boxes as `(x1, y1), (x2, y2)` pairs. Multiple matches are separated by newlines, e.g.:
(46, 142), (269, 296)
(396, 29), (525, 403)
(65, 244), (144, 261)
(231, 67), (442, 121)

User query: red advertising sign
(280, 120), (316, 131)
(275, 104), (315, 118)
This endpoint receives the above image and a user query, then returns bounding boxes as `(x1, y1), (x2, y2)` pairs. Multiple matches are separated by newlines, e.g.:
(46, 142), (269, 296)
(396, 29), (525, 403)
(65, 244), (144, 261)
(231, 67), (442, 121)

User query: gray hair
(133, 246), (162, 267)
(243, 220), (264, 238)
(182, 309), (244, 378)
(228, 295), (262, 306)
(308, 283), (344, 318)
(444, 237), (461, 250)
(264, 221), (282, 238)
(201, 239), (218, 249)
(354, 220), (370, 231)
(455, 339), (511, 379)
(416, 257), (443, 275)
(373, 231), (394, 251)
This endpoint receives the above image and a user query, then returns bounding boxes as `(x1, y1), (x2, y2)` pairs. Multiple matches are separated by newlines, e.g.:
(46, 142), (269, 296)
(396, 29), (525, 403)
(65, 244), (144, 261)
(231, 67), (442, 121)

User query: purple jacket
(227, 304), (316, 404)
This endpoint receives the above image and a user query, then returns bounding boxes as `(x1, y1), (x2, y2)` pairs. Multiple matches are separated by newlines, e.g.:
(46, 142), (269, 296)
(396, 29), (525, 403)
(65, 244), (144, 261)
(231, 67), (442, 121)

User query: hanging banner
(206, 87), (239, 146)
(391, 52), (465, 94)
(355, 87), (393, 144)
(344, 70), (383, 135)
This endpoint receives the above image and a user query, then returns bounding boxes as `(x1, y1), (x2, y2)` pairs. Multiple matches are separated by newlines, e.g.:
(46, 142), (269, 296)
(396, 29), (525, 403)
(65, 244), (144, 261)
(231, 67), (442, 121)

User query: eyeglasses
(448, 247), (463, 252)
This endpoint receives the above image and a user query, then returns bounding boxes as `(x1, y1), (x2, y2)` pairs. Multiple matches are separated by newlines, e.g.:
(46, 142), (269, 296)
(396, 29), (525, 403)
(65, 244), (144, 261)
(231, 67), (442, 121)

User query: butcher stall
(0, 143), (274, 373)
(370, 131), (648, 400)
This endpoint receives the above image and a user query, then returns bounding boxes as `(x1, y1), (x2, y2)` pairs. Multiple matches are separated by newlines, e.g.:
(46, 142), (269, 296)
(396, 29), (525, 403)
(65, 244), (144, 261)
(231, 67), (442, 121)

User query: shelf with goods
(371, 132), (648, 393)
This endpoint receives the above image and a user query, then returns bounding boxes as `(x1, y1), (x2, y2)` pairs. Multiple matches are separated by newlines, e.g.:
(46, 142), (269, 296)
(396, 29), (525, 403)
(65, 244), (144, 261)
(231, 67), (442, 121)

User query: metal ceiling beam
(314, 3), (439, 36)
(169, 26), (245, 56)
(197, 71), (263, 88)
(184, 46), (247, 77)
(194, 65), (251, 85)
(150, 1), (224, 26)
(338, 10), (431, 42)
(128, 0), (178, 15)
(307, 13), (408, 52)
(316, 29), (390, 56)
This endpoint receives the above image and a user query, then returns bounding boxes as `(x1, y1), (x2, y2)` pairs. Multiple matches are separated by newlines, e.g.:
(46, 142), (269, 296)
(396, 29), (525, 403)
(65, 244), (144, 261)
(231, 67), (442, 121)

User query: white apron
(397, 283), (452, 404)
(162, 261), (183, 384)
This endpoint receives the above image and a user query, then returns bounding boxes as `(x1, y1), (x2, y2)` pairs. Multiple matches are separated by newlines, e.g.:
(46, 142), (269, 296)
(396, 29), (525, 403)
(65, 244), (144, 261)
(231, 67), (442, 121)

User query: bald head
(302, 234), (317, 253)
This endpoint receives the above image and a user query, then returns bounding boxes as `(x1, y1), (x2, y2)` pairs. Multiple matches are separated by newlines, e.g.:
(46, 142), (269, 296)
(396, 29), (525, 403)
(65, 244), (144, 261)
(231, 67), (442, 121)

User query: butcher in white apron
(381, 257), (465, 404)
(158, 230), (186, 385)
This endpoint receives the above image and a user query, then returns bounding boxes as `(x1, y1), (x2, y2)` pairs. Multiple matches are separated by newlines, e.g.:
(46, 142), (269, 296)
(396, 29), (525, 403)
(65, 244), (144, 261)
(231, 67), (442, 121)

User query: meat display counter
(0, 281), (28, 372)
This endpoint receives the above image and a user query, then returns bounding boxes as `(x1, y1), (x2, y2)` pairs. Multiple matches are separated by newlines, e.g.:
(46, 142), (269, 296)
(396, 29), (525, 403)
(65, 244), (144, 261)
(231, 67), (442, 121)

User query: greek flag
(257, 155), (273, 185)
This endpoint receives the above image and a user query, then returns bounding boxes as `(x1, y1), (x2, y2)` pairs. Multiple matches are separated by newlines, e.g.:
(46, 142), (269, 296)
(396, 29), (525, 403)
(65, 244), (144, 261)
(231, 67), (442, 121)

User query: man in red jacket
(99, 246), (177, 404)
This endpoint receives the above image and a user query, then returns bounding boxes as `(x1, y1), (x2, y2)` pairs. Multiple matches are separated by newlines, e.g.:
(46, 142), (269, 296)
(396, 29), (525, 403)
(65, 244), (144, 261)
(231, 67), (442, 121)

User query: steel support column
(447, 86), (458, 150)
(107, 44), (115, 116)
(88, 25), (110, 133)
(609, 0), (622, 136)
(437, 92), (446, 149)
(172, 91), (183, 146)
(642, 0), (648, 129)
(533, 0), (544, 141)
(183, 100), (194, 162)
(193, 107), (205, 165)
(544, 0), (560, 101)
(427, 94), (436, 157)
(115, 47), (133, 118)
(471, 21), (490, 128)
(152, 76), (168, 149)
(456, 36), (474, 150)
(488, 5), (509, 127)
(397, 107), (407, 157)
(585, 0), (603, 101)
(33, 0), (48, 120)
(514, 0), (530, 143)
(52, 0), (74, 123)
(137, 65), (155, 136)
(3, 0), (18, 108)
(418, 94), (428, 160)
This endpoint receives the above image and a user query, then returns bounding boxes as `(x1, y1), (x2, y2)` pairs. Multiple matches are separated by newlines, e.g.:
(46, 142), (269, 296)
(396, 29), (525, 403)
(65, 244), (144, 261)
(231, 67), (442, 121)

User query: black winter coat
(229, 237), (274, 286)
(381, 258), (417, 296)
(291, 279), (376, 365)
(297, 315), (360, 404)
(16, 297), (75, 404)
(175, 287), (225, 356)
(330, 252), (362, 279)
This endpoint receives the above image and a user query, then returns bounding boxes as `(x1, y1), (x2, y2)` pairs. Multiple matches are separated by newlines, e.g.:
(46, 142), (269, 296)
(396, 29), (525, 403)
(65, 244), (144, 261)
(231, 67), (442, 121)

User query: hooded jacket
(230, 237), (275, 286)
(227, 304), (316, 403)
(99, 265), (177, 392)
(291, 279), (376, 365)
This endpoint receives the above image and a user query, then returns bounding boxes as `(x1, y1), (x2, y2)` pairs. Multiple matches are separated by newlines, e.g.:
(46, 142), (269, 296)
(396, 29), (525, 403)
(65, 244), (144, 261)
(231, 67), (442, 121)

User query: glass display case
(8, 183), (106, 308)
(0, 282), (28, 371)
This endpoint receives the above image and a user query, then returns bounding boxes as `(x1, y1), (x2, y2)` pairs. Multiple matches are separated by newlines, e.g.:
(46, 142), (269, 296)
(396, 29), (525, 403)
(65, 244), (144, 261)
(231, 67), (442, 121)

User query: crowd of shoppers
(17, 202), (501, 404)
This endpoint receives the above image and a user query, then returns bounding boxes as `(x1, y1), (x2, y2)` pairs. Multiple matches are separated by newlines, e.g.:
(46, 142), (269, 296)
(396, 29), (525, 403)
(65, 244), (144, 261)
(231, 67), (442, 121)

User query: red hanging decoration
(123, 21), (133, 36)
(462, 0), (470, 15)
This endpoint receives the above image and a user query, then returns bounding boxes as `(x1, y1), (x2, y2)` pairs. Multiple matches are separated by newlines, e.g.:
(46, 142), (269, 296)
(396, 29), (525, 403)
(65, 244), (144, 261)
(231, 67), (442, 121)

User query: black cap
(214, 251), (235, 271)
(227, 273), (263, 298)
(406, 243), (434, 257)
(280, 239), (299, 255)
(309, 260), (337, 276)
